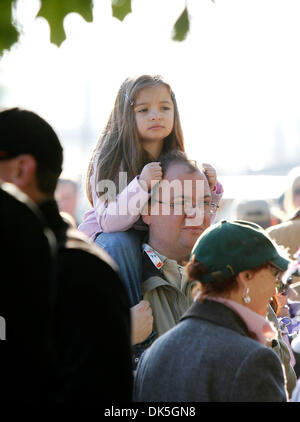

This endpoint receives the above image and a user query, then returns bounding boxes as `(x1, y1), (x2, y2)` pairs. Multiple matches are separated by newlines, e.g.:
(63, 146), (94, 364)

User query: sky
(1, 0), (300, 197)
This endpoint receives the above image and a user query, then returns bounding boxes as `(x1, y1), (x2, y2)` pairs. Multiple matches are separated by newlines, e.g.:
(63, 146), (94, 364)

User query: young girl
(78, 74), (221, 307)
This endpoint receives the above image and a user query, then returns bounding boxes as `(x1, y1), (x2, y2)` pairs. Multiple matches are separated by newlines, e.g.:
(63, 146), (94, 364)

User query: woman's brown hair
(186, 258), (270, 299)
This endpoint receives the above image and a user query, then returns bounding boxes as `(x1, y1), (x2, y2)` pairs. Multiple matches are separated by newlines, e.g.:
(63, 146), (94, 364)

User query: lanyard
(143, 245), (164, 269)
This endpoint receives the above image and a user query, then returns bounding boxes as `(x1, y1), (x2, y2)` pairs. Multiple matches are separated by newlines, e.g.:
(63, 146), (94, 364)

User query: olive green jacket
(141, 251), (193, 340)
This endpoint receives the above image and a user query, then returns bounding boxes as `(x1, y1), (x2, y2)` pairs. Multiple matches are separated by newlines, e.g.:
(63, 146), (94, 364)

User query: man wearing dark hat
(0, 108), (133, 401)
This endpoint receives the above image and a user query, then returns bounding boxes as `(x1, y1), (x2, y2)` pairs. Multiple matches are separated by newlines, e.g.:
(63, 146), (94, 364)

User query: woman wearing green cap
(134, 220), (290, 402)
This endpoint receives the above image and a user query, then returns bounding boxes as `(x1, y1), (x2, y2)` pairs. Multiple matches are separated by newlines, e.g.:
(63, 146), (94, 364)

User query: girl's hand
(139, 162), (162, 190)
(201, 163), (217, 193)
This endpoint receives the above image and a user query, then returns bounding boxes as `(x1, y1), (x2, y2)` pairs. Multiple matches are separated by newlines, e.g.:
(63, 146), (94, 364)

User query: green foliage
(112, 0), (132, 22)
(0, 0), (216, 57)
(37, 0), (93, 46)
(0, 0), (19, 56)
(172, 7), (190, 42)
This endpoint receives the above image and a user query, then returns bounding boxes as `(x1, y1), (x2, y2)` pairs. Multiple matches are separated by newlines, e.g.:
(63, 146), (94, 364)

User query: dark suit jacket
(0, 184), (55, 401)
(0, 187), (133, 402)
(39, 199), (133, 402)
(134, 299), (287, 402)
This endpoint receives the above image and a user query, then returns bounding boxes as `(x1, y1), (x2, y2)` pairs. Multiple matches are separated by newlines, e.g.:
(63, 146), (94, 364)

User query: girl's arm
(211, 180), (224, 205)
(201, 162), (224, 207)
(91, 161), (162, 233)
(91, 171), (150, 233)
(78, 162), (162, 238)
(209, 181), (224, 224)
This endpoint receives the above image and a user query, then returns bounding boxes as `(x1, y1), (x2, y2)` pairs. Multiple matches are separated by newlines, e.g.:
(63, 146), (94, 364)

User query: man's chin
(181, 227), (204, 248)
(182, 226), (204, 234)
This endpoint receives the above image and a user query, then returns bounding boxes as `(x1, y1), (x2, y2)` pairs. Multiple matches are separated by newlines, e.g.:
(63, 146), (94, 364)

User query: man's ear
(12, 155), (37, 189)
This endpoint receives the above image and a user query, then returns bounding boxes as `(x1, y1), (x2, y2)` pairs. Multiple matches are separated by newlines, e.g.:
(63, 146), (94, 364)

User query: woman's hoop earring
(243, 287), (251, 304)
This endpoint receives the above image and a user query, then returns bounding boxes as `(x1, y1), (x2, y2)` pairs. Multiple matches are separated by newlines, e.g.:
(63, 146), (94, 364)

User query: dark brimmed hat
(190, 220), (290, 283)
(0, 108), (63, 175)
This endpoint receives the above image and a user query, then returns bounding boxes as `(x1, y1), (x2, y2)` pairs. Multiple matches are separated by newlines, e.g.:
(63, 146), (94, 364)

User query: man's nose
(184, 207), (209, 226)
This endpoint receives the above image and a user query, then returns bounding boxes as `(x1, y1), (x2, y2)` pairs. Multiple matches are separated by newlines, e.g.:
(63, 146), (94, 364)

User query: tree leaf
(172, 7), (190, 42)
(112, 0), (132, 22)
(0, 0), (19, 57)
(37, 0), (93, 46)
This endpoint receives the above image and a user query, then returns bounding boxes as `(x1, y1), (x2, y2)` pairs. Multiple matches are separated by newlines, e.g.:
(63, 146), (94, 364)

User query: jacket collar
(180, 299), (251, 338)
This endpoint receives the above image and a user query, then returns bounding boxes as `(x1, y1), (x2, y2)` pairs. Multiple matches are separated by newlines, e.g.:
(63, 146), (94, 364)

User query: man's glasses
(153, 200), (219, 215)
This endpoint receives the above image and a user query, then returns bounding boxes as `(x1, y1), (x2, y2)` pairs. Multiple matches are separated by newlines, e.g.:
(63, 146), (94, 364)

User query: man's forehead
(163, 166), (208, 189)
(164, 163), (205, 180)
(156, 178), (210, 202)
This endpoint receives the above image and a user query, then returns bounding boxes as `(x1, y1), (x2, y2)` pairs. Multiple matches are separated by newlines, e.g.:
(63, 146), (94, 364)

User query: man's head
(0, 108), (63, 203)
(232, 199), (272, 229)
(142, 151), (212, 264)
(55, 178), (78, 218)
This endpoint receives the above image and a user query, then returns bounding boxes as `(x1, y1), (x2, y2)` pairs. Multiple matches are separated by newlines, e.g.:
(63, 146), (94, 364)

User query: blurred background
(1, 0), (300, 225)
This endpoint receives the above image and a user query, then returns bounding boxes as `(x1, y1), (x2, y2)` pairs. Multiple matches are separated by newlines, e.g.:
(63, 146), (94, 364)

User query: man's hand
(130, 300), (154, 345)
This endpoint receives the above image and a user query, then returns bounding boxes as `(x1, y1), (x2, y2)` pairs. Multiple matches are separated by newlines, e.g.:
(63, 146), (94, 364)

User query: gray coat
(134, 300), (287, 402)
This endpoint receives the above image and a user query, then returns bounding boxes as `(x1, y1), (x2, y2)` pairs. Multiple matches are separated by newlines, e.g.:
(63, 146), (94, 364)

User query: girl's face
(134, 84), (174, 146)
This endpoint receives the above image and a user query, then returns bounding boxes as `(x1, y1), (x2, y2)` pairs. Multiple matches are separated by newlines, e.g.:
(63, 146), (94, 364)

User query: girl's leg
(95, 229), (144, 306)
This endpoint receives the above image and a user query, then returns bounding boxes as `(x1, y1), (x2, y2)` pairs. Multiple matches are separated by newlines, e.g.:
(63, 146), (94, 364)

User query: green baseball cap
(190, 220), (290, 283)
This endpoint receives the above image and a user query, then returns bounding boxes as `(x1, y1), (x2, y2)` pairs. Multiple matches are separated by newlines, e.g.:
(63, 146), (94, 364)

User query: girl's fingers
(202, 164), (215, 174)
(203, 169), (215, 176)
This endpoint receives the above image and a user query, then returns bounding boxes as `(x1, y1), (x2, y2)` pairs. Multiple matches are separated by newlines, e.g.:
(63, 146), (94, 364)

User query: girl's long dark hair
(86, 75), (185, 204)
